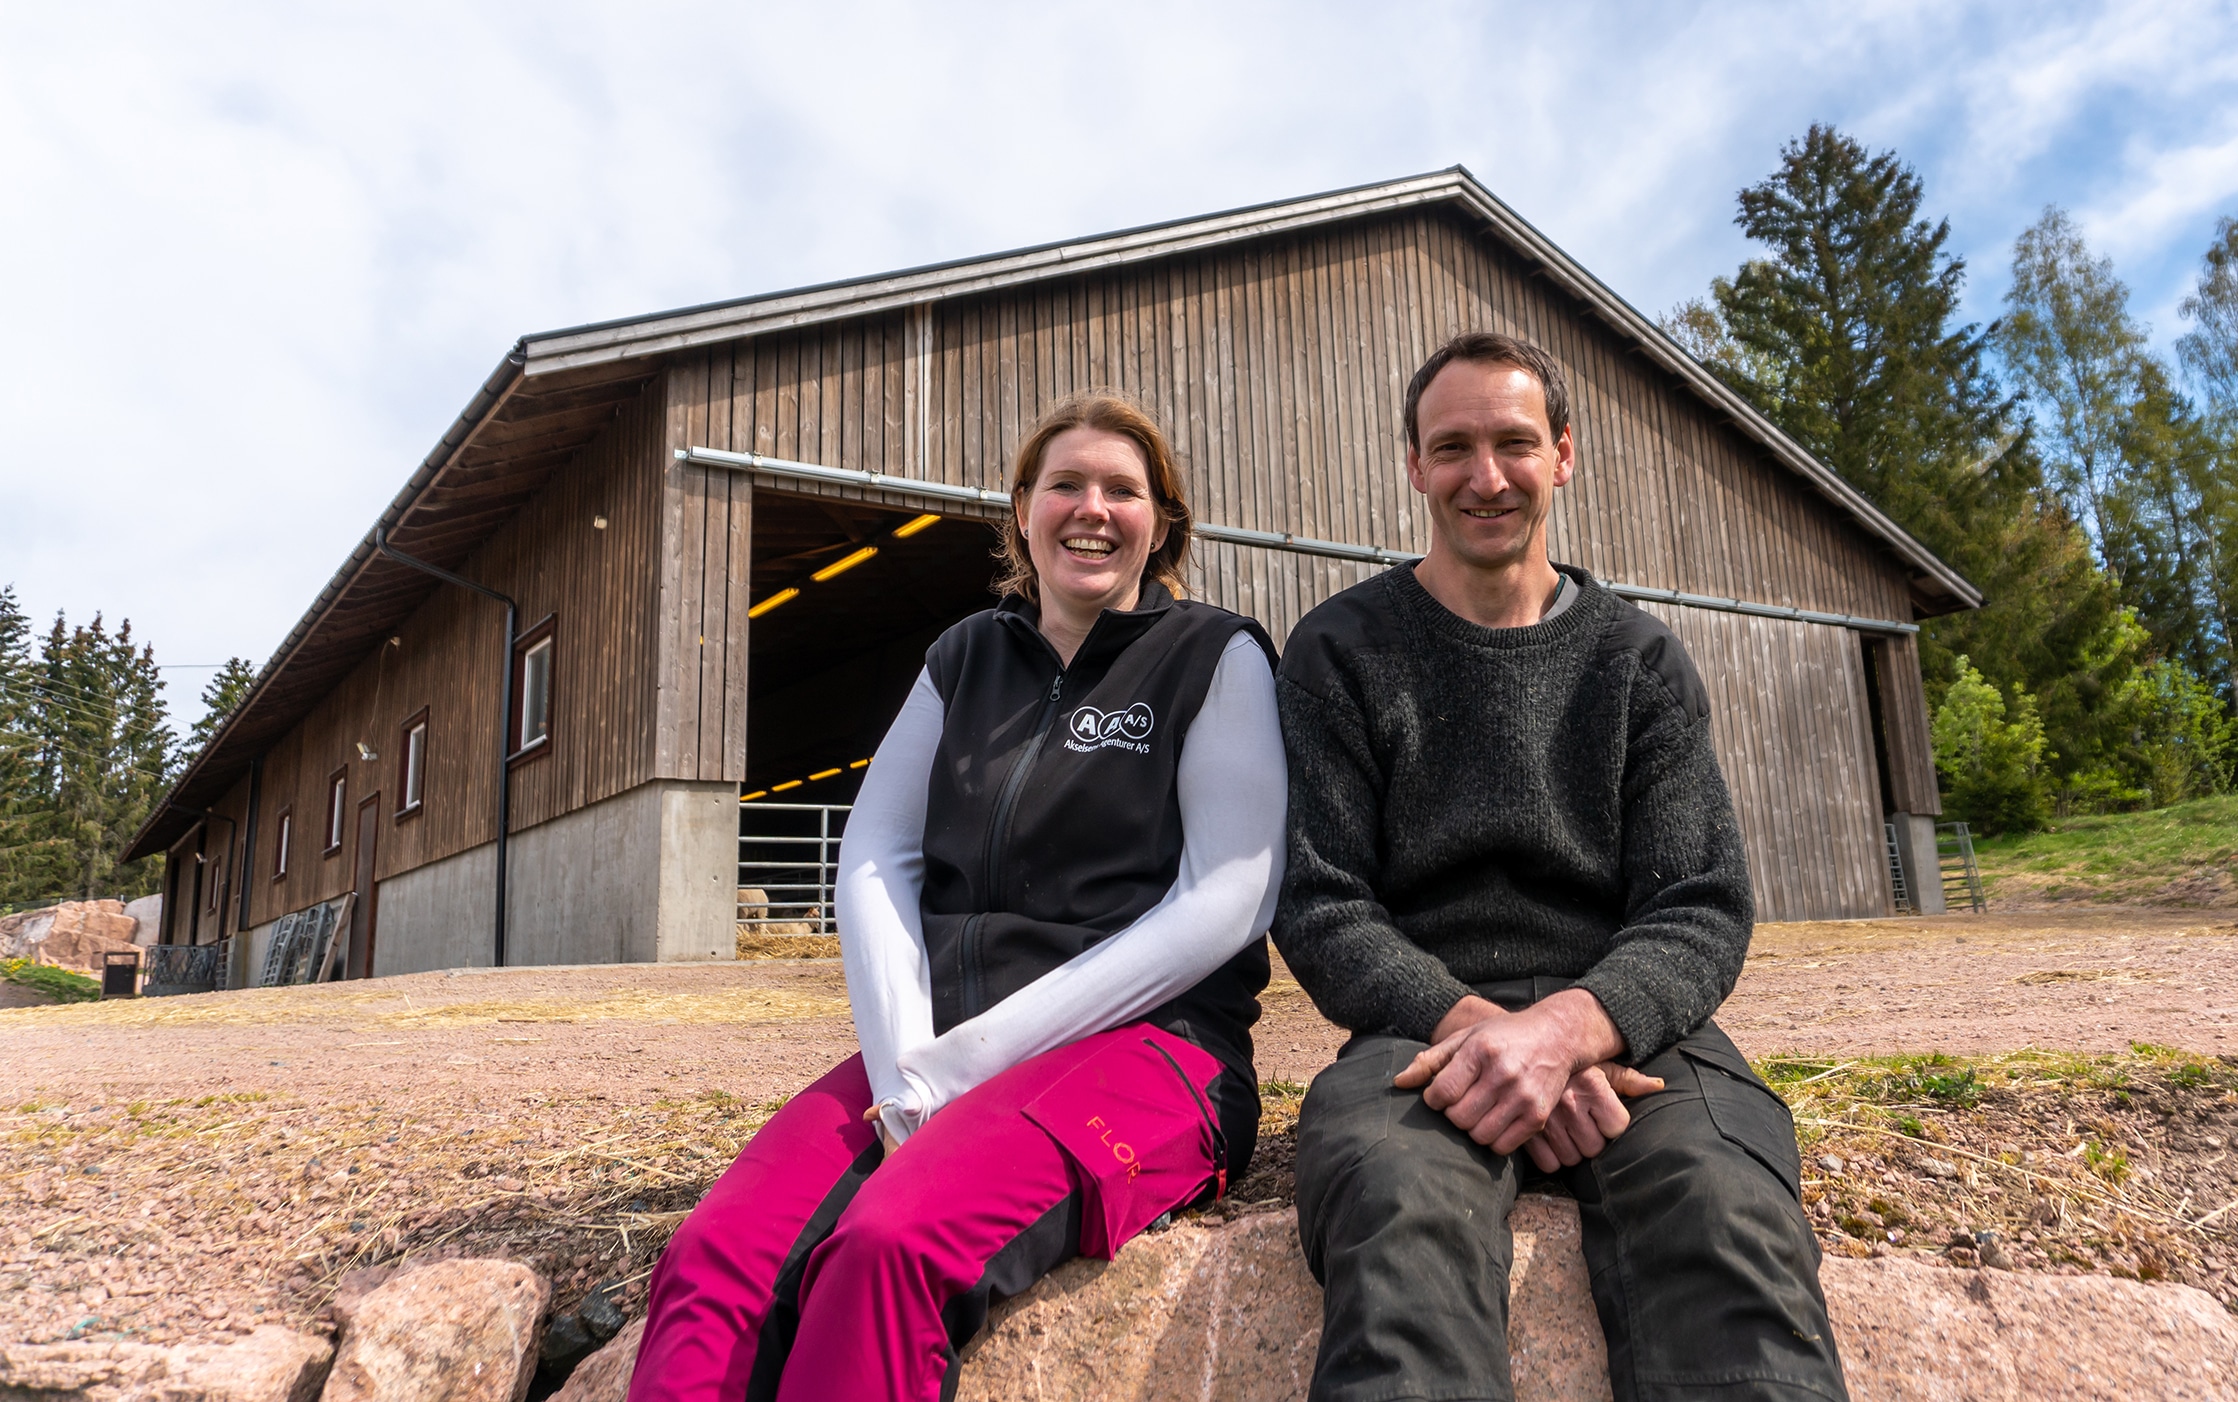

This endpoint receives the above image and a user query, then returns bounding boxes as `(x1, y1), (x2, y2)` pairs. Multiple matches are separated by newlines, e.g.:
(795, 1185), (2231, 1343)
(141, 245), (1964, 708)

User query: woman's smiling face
(1021, 427), (1167, 618)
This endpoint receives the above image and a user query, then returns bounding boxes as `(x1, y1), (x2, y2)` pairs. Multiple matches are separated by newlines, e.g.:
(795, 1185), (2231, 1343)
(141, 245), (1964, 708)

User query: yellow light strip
(894, 513), (941, 538)
(746, 587), (799, 619)
(811, 546), (879, 582)
(742, 758), (876, 802)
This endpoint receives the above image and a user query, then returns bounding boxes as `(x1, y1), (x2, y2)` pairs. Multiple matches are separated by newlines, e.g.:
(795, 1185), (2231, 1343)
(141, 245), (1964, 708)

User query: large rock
(3, 900), (142, 974)
(124, 893), (163, 946)
(550, 1318), (645, 1402)
(1824, 1251), (2238, 1399)
(526, 1197), (2238, 1401)
(0, 1323), (332, 1400)
(321, 1258), (549, 1402)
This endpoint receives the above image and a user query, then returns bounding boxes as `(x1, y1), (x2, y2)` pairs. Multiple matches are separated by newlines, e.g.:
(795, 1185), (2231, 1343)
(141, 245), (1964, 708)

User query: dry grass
(0, 1085), (785, 1346)
(1764, 1047), (2238, 1302)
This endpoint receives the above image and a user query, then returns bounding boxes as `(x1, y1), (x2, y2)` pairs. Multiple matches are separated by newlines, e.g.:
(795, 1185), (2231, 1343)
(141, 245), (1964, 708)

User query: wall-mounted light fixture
(593, 515), (608, 530)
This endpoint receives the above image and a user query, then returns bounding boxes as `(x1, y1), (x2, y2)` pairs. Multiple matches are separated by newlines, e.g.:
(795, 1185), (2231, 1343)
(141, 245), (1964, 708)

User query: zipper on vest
(982, 672), (1065, 914)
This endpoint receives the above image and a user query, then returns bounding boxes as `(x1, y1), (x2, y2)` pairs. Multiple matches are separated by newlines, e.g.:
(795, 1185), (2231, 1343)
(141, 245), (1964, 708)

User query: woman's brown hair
(996, 391), (1193, 602)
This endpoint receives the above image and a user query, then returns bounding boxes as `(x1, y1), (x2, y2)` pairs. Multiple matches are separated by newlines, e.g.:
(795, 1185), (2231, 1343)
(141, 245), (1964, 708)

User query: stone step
(565, 1195), (2238, 1401)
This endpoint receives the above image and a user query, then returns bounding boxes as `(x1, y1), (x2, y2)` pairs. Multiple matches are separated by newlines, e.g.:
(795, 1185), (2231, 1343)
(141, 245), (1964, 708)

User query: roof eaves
(122, 347), (530, 863)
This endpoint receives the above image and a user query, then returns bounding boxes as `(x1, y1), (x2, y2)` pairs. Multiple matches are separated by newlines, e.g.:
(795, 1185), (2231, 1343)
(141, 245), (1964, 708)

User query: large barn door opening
(739, 492), (1003, 934)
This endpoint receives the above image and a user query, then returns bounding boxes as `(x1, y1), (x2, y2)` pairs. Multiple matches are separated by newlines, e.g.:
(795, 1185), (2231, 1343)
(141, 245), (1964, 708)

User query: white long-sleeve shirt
(836, 630), (1286, 1144)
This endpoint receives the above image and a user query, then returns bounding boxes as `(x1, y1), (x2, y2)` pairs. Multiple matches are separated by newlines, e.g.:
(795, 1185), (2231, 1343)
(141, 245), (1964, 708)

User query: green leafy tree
(1932, 657), (2052, 833)
(1997, 207), (2153, 554)
(2109, 659), (2235, 807)
(186, 657), (258, 756)
(2178, 216), (2238, 413)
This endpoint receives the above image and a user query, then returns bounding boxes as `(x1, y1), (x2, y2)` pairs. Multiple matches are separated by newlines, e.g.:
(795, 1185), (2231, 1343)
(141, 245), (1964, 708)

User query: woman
(630, 392), (1286, 1401)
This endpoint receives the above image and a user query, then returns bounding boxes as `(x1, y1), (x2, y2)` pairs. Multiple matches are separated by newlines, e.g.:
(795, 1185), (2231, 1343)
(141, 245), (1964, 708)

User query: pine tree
(1706, 124), (2012, 557)
(186, 658), (258, 756)
(0, 586), (60, 910)
(24, 613), (174, 901)
(1666, 131), (2161, 824)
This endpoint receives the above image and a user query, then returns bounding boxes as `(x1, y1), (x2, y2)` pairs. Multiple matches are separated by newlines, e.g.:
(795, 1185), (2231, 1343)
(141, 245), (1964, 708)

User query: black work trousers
(1294, 979), (1847, 1402)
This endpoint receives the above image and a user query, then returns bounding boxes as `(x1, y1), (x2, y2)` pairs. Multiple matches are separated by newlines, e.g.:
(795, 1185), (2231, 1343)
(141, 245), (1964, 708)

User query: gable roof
(126, 166), (1976, 862)
(521, 165), (1978, 615)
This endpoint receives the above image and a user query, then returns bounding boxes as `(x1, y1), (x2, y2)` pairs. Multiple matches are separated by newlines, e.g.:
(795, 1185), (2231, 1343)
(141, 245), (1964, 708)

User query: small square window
(509, 617), (556, 763)
(397, 709), (429, 819)
(272, 809), (292, 881)
(324, 769), (348, 855)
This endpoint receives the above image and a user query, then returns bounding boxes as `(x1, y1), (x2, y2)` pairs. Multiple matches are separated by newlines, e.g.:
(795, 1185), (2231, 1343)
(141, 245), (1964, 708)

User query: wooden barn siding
(161, 771), (251, 944)
(235, 388), (665, 927)
(1869, 632), (1941, 816)
(656, 360), (753, 783)
(1637, 602), (1892, 921)
(681, 206), (1913, 634)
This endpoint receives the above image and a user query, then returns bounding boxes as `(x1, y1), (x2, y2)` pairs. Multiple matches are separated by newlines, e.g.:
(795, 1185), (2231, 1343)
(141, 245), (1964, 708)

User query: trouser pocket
(1678, 1035), (1804, 1201)
(1020, 1025), (1224, 1258)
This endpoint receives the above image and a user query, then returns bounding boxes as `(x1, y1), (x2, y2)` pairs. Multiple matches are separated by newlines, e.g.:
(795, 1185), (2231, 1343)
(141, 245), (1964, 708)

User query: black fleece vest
(920, 583), (1276, 1089)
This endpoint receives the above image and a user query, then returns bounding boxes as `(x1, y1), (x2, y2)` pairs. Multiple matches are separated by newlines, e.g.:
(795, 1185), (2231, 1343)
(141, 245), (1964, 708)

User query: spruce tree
(186, 657), (258, 757)
(26, 613), (173, 901)
(1708, 124), (2011, 557)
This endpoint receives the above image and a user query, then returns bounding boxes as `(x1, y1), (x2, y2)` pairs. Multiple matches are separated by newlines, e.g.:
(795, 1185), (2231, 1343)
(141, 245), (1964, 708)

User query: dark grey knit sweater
(1272, 563), (1753, 1064)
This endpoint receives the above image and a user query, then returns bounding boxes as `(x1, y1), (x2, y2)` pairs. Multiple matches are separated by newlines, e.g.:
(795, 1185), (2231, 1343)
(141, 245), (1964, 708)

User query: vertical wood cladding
(1637, 604), (1893, 921)
(656, 360), (753, 784)
(1867, 632), (1942, 817)
(689, 206), (1915, 631)
(669, 206), (1925, 920)
(236, 386), (665, 927)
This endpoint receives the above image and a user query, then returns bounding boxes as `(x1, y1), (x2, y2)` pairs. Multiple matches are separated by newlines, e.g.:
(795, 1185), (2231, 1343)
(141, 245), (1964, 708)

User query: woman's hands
(862, 1103), (904, 1156)
(1394, 989), (1663, 1171)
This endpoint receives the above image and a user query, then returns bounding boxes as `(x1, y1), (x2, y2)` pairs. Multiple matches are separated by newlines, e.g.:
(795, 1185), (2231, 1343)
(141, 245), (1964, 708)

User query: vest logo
(1063, 702), (1155, 754)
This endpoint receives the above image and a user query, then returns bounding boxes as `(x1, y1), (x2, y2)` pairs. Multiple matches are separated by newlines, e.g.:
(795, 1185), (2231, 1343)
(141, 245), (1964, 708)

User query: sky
(3, 0), (2236, 737)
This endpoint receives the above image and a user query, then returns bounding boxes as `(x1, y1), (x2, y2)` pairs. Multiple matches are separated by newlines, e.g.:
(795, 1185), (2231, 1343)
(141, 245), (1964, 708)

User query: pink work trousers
(627, 1023), (1227, 1402)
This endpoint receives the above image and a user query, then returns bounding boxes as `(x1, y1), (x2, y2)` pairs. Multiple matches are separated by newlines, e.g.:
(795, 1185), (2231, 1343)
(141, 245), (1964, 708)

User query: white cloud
(2, 0), (2235, 733)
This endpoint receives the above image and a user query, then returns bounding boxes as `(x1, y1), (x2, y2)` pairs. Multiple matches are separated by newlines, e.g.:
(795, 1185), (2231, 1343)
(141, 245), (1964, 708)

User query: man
(1275, 331), (1847, 1402)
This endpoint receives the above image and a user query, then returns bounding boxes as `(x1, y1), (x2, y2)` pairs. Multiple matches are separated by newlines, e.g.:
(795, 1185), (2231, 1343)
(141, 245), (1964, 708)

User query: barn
(123, 167), (1975, 986)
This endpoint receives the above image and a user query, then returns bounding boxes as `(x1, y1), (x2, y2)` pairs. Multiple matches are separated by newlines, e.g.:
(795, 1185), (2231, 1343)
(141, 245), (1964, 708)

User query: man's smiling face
(1405, 360), (1574, 573)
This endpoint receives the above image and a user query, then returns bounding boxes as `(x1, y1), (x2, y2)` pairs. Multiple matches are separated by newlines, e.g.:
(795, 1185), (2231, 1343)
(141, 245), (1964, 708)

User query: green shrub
(0, 957), (102, 1003)
(2115, 660), (2235, 807)
(1933, 656), (2052, 833)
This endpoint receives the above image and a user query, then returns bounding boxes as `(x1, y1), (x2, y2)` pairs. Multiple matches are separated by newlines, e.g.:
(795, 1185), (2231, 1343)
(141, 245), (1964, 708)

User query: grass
(1969, 793), (2238, 905)
(0, 958), (101, 1004)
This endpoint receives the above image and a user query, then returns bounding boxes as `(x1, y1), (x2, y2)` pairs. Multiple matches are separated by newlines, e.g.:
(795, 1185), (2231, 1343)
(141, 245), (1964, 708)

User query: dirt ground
(5, 907), (2238, 1355)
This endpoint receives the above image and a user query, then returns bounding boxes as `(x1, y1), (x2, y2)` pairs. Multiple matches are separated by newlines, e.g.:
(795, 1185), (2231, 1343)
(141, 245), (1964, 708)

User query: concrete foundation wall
(368, 777), (738, 976)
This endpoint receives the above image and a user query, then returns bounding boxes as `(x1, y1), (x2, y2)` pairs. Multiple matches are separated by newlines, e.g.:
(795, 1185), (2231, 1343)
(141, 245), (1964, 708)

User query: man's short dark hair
(1403, 332), (1572, 449)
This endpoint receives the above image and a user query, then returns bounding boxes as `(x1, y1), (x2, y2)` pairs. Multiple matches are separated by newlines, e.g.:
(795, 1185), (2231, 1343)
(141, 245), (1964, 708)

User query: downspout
(374, 527), (517, 968)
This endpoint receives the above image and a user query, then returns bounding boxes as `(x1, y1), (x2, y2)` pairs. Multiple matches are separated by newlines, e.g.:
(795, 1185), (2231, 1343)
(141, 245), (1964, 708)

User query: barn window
(324, 769), (347, 855)
(397, 708), (428, 817)
(272, 809), (292, 881)
(510, 618), (556, 760)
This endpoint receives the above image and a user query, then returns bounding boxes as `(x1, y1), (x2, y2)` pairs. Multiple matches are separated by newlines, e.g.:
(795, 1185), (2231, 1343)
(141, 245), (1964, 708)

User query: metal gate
(738, 801), (852, 937)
